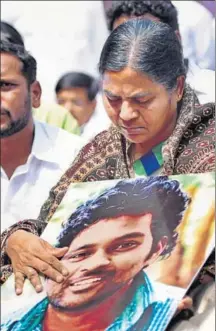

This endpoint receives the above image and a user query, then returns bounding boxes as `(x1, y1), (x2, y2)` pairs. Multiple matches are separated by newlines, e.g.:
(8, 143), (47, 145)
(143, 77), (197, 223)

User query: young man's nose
(83, 249), (112, 272)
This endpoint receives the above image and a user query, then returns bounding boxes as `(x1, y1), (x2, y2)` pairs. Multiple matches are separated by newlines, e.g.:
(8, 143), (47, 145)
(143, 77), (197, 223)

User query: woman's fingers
(38, 247), (69, 277)
(177, 296), (193, 312)
(24, 266), (43, 293)
(14, 271), (25, 295)
(30, 257), (65, 283)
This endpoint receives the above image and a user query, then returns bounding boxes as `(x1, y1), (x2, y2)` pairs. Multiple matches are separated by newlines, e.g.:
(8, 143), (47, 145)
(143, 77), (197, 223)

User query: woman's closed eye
(106, 94), (122, 103)
(133, 98), (152, 106)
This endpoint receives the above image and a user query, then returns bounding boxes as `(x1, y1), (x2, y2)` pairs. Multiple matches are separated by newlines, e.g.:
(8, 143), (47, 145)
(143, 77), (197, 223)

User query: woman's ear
(176, 76), (185, 102)
(31, 81), (42, 109)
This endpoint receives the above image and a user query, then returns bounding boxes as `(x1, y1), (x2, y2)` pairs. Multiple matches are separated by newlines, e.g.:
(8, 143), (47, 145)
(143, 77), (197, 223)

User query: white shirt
(1, 1), (109, 102)
(172, 1), (215, 70)
(80, 94), (111, 141)
(187, 61), (215, 104)
(1, 121), (85, 232)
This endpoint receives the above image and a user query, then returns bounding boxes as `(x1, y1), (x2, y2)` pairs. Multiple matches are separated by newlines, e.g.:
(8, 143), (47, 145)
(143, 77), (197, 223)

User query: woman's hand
(177, 296), (193, 312)
(6, 230), (69, 295)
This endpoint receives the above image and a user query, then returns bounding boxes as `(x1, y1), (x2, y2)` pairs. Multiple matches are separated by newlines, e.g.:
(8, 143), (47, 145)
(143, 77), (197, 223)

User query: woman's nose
(119, 101), (138, 121)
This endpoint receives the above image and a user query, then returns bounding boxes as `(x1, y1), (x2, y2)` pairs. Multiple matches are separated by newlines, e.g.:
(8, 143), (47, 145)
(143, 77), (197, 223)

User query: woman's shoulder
(174, 102), (215, 174)
(193, 102), (215, 116)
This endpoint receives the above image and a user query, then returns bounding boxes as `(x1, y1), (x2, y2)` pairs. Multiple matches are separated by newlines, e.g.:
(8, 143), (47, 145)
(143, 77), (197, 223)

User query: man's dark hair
(57, 176), (190, 257)
(55, 72), (99, 101)
(1, 21), (25, 46)
(107, 0), (179, 32)
(0, 39), (36, 85)
(99, 18), (186, 91)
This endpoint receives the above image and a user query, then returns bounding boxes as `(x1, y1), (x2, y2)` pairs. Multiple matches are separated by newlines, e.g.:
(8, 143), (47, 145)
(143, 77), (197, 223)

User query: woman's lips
(121, 126), (146, 135)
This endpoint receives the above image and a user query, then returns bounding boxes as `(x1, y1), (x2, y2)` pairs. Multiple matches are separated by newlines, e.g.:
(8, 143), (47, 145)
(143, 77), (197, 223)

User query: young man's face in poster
(46, 214), (166, 310)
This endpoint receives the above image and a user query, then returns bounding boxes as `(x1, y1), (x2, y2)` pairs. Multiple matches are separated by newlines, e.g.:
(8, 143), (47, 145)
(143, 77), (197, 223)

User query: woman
(1, 19), (214, 299)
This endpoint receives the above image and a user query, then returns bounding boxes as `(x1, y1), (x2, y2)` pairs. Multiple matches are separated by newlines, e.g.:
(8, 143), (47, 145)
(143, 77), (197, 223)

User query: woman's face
(102, 67), (184, 145)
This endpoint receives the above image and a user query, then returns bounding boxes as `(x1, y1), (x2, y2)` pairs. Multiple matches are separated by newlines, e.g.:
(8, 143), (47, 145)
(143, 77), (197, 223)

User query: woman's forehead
(102, 68), (159, 96)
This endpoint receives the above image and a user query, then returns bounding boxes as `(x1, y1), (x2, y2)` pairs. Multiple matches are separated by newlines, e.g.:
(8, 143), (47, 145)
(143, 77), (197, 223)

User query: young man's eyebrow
(112, 232), (145, 242)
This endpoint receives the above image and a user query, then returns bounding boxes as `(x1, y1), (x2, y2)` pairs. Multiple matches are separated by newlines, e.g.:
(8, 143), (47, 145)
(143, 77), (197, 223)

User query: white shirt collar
(31, 120), (63, 167)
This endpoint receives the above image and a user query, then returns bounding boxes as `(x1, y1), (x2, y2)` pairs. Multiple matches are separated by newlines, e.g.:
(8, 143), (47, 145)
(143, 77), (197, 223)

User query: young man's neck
(1, 119), (35, 179)
(43, 283), (133, 331)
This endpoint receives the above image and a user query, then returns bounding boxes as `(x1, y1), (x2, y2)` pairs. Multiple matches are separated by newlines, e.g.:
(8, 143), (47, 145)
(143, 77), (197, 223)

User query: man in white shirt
(1, 0), (109, 102)
(1, 40), (85, 232)
(55, 72), (110, 142)
(106, 0), (215, 104)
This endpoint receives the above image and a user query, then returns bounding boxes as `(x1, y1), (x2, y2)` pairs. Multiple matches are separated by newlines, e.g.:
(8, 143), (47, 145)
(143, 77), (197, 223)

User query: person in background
(172, 0), (215, 71)
(32, 103), (81, 136)
(0, 40), (85, 236)
(1, 20), (81, 136)
(106, 0), (215, 104)
(55, 72), (110, 141)
(1, 21), (24, 47)
(1, 1), (109, 102)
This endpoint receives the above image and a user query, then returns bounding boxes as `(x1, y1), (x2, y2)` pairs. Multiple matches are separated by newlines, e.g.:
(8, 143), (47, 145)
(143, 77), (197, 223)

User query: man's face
(0, 52), (40, 138)
(46, 214), (165, 311)
(56, 87), (96, 127)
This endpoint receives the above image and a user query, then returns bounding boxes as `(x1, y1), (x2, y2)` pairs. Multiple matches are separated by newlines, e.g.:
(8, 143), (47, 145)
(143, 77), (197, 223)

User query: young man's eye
(68, 252), (90, 262)
(113, 241), (139, 252)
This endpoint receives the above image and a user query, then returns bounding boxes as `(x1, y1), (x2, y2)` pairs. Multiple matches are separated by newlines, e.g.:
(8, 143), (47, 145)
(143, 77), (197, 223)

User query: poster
(1, 173), (215, 331)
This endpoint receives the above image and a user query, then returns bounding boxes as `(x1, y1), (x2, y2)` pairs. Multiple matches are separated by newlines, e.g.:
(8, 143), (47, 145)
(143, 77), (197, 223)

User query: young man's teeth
(73, 278), (101, 286)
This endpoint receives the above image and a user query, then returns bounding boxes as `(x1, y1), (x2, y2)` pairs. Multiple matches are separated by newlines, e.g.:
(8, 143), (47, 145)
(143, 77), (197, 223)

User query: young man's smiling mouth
(69, 276), (106, 292)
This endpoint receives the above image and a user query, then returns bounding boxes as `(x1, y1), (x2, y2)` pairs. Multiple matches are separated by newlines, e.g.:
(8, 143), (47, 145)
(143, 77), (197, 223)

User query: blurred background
(1, 0), (215, 142)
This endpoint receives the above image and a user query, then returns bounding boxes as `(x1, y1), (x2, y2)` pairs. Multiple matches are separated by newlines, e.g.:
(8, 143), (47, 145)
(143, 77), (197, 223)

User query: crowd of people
(1, 1), (215, 331)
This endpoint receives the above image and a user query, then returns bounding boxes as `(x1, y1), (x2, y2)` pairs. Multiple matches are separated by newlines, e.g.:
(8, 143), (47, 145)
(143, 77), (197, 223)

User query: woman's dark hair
(99, 18), (186, 91)
(57, 176), (190, 257)
(55, 72), (99, 101)
(106, 0), (179, 32)
(1, 40), (36, 85)
(1, 21), (24, 46)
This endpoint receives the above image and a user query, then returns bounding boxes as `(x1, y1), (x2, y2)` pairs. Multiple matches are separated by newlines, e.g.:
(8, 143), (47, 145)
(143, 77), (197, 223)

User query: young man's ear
(31, 81), (42, 109)
(143, 236), (168, 268)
